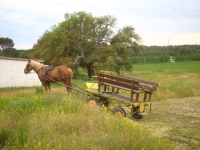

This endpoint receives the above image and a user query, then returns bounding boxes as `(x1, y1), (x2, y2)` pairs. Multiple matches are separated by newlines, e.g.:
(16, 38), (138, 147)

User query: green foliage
(131, 45), (200, 64)
(0, 37), (14, 51)
(17, 49), (33, 58)
(31, 11), (141, 76)
(174, 52), (200, 61)
(2, 48), (18, 57)
(143, 45), (200, 56)
(0, 45), (32, 58)
(103, 56), (117, 71)
(131, 54), (170, 64)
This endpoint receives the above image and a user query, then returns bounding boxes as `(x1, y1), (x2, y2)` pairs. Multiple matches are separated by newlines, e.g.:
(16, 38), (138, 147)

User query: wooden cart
(84, 72), (158, 119)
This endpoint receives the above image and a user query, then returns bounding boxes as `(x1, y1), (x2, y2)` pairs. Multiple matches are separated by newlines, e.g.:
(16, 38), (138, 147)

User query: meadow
(0, 61), (200, 149)
(131, 61), (200, 100)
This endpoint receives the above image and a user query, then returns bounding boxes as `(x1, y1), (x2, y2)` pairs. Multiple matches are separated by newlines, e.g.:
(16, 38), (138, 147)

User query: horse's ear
(28, 59), (31, 62)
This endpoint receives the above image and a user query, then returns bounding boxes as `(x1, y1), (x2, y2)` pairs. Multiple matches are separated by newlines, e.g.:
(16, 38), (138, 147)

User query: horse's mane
(30, 60), (44, 71)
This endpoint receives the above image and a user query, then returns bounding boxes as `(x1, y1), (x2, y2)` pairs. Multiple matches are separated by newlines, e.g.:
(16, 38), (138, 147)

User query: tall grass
(0, 94), (173, 149)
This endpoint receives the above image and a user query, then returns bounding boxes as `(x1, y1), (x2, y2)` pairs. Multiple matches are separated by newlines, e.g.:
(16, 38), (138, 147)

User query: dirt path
(135, 97), (200, 150)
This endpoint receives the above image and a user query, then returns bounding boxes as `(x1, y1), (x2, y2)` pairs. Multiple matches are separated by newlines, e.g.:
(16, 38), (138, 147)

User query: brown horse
(24, 59), (73, 94)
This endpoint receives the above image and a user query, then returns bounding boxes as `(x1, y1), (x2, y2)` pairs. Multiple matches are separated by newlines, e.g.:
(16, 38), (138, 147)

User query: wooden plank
(97, 72), (157, 102)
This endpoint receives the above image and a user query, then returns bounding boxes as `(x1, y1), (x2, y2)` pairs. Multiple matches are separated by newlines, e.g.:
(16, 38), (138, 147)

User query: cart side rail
(97, 72), (157, 102)
(118, 75), (158, 92)
(97, 73), (143, 102)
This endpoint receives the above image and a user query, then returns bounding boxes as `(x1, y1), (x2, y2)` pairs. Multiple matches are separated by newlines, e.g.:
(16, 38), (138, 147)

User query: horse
(24, 59), (73, 95)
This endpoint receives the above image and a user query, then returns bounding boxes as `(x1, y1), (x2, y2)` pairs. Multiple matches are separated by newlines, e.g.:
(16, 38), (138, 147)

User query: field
(1, 61), (200, 149)
(131, 61), (200, 100)
(131, 61), (200, 149)
(139, 97), (200, 150)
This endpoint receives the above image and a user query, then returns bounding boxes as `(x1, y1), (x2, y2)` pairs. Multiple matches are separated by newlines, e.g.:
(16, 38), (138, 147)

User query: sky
(0, 0), (200, 49)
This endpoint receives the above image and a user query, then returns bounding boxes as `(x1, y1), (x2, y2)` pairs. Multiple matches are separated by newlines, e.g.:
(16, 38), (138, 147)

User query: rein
(36, 66), (44, 74)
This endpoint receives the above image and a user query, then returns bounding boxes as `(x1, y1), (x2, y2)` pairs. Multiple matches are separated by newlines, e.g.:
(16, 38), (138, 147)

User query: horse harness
(39, 66), (69, 82)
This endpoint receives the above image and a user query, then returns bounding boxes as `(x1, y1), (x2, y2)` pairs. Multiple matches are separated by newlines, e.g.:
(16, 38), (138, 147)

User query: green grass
(132, 61), (200, 73)
(129, 61), (200, 100)
(1, 61), (200, 149)
(139, 97), (200, 150)
(0, 94), (173, 150)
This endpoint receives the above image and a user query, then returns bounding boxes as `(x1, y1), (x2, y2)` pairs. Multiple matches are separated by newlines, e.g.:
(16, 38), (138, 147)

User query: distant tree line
(1, 37), (200, 65)
(174, 53), (200, 61)
(129, 45), (200, 64)
(144, 45), (200, 56)
(130, 54), (170, 64)
(0, 47), (32, 58)
(0, 37), (32, 58)
(1, 35), (200, 66)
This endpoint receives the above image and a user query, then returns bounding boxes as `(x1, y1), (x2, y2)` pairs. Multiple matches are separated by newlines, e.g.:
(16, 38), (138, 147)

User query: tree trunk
(74, 63), (79, 75)
(87, 64), (95, 80)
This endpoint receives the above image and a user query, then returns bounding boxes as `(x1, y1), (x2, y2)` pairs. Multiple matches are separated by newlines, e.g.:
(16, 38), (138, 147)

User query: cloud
(0, 0), (200, 49)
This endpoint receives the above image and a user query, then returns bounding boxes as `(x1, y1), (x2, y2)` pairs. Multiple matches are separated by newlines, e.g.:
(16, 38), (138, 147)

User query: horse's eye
(26, 64), (30, 67)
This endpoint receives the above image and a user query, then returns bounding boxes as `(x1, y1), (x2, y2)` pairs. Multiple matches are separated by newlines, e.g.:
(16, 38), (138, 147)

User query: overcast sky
(0, 0), (200, 49)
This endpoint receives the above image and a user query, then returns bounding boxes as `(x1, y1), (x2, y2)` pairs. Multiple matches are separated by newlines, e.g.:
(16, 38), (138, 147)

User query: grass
(1, 61), (200, 149)
(0, 94), (173, 149)
(138, 97), (200, 150)
(129, 61), (200, 100)
(132, 61), (200, 73)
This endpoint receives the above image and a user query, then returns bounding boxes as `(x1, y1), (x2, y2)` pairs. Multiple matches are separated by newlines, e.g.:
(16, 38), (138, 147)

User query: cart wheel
(87, 97), (99, 108)
(132, 113), (143, 119)
(113, 106), (126, 117)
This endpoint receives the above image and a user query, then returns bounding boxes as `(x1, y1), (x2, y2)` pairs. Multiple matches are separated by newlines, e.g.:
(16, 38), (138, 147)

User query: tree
(0, 37), (14, 51)
(2, 48), (18, 57)
(31, 11), (142, 78)
(110, 26), (142, 73)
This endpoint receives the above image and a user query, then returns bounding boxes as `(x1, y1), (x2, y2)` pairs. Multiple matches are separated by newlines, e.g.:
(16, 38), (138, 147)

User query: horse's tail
(68, 68), (73, 79)
(68, 68), (73, 90)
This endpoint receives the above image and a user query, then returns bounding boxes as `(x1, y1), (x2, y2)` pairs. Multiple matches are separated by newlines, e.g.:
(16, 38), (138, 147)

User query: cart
(71, 72), (158, 119)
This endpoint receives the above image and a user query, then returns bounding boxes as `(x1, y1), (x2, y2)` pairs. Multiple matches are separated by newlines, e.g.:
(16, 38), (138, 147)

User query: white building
(0, 57), (43, 88)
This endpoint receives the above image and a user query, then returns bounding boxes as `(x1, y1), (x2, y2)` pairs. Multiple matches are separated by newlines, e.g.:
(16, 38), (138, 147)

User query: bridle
(25, 63), (43, 74)
(24, 63), (31, 74)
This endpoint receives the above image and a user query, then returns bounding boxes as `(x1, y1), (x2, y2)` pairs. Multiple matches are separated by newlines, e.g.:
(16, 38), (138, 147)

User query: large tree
(0, 37), (14, 51)
(31, 11), (142, 78)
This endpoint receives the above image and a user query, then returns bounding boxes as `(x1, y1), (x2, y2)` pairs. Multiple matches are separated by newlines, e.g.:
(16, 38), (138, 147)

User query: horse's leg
(63, 78), (72, 95)
(68, 77), (72, 95)
(47, 82), (52, 96)
(42, 82), (48, 92)
(46, 82), (50, 92)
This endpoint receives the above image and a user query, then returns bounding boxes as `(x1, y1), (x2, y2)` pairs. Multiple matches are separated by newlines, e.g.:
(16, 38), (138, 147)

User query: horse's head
(24, 59), (33, 74)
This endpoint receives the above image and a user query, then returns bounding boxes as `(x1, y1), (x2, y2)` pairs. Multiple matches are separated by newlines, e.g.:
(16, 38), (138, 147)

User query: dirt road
(135, 97), (200, 150)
